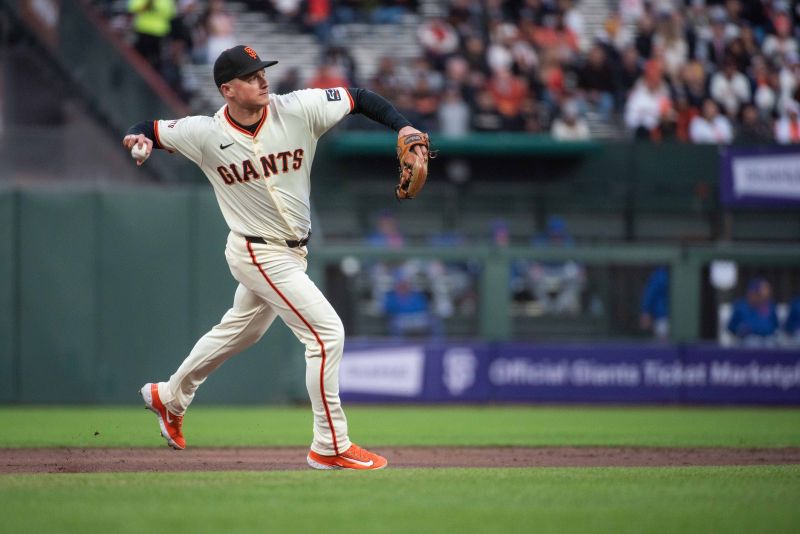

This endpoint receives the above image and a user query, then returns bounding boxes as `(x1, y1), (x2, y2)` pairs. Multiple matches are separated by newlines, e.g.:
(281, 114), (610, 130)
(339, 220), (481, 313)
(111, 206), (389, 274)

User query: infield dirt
(2, 447), (800, 473)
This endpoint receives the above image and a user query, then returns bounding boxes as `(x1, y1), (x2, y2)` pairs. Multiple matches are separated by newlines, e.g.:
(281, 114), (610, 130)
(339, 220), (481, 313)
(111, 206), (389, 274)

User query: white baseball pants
(156, 231), (350, 456)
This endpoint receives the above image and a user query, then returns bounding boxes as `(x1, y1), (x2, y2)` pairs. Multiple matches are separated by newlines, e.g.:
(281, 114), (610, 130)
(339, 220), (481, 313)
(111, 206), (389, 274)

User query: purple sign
(682, 345), (800, 404)
(338, 340), (431, 403)
(339, 340), (491, 402)
(426, 343), (492, 402)
(720, 146), (800, 208)
(489, 343), (683, 403)
(340, 340), (800, 405)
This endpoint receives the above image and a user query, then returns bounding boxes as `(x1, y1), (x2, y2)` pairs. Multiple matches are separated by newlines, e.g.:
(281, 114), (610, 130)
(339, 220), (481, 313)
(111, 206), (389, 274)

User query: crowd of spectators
(362, 211), (477, 338)
(106, 0), (800, 144)
(640, 271), (800, 347)
(617, 1), (800, 144)
(360, 211), (594, 338)
(358, 212), (800, 344)
(274, 0), (800, 144)
(400, 0), (800, 142)
(100, 0), (420, 102)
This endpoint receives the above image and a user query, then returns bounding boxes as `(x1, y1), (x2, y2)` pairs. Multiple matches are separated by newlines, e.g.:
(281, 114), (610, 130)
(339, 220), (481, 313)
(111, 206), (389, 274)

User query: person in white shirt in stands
(551, 100), (590, 141)
(689, 98), (733, 144)
(774, 100), (800, 144)
(624, 60), (672, 140)
(762, 12), (799, 64)
(709, 57), (751, 118)
(438, 87), (470, 137)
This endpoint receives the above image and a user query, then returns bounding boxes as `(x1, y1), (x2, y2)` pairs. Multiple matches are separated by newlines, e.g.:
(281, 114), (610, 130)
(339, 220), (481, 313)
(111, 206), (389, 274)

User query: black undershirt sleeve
(126, 120), (162, 149)
(348, 88), (412, 132)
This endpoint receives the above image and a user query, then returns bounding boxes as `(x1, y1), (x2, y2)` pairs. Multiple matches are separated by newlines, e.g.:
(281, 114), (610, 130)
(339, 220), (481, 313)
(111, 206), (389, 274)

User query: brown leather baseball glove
(395, 132), (431, 200)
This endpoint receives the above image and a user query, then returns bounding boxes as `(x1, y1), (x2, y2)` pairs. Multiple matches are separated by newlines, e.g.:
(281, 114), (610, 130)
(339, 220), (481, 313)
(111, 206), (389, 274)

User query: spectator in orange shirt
(307, 64), (349, 89)
(306, 0), (332, 43)
(488, 68), (528, 119)
(539, 51), (566, 112)
(531, 12), (579, 63)
(672, 95), (698, 142)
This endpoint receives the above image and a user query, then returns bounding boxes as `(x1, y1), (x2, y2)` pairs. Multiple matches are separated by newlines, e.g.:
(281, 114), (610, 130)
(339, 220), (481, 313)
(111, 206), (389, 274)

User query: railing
(331, 132), (602, 157)
(0, 0), (196, 182)
(306, 244), (800, 343)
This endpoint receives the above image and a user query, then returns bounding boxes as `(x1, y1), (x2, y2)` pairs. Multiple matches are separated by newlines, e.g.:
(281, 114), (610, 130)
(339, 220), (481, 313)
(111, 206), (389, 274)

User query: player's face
(226, 69), (269, 109)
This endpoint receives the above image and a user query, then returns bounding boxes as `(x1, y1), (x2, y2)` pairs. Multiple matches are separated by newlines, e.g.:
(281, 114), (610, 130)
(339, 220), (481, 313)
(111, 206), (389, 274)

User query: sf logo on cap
(244, 47), (258, 59)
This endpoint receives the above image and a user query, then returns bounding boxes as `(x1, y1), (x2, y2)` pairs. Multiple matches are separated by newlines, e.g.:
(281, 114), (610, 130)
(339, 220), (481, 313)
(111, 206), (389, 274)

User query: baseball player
(122, 45), (429, 470)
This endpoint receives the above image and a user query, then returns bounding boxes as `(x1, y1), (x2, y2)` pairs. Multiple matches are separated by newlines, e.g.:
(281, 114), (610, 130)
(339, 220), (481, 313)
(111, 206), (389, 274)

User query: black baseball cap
(213, 45), (278, 87)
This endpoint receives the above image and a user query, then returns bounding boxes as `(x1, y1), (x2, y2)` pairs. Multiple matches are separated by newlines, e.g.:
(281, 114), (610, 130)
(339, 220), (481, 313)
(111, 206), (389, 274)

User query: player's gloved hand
(122, 134), (154, 166)
(395, 126), (433, 201)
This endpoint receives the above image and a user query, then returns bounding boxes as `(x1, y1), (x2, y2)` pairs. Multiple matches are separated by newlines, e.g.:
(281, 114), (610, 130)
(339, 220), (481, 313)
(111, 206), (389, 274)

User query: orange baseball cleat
(139, 383), (186, 450)
(307, 444), (388, 470)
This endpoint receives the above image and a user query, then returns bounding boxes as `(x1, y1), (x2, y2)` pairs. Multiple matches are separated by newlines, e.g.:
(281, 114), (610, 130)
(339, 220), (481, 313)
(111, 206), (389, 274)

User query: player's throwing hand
(122, 134), (154, 166)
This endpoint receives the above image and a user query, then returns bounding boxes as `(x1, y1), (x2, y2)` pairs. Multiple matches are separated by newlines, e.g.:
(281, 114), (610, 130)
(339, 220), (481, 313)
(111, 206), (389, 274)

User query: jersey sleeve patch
(325, 88), (341, 102)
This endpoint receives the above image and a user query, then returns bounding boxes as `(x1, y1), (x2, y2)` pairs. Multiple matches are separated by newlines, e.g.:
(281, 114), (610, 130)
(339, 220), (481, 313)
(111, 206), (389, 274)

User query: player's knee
(316, 319), (345, 357)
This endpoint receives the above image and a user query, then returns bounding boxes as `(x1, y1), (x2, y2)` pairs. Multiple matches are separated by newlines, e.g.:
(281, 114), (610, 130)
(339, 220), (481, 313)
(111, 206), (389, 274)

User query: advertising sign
(720, 146), (800, 207)
(339, 341), (800, 404)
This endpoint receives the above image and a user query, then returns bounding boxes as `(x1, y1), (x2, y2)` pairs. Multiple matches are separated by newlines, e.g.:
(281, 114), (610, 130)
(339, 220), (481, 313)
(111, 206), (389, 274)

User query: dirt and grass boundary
(2, 446), (800, 473)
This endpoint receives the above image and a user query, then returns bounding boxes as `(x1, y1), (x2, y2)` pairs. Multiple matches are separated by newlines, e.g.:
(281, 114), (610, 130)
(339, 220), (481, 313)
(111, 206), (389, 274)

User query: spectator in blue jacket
(640, 267), (669, 341)
(727, 278), (779, 346)
(383, 270), (440, 338)
(783, 297), (800, 343)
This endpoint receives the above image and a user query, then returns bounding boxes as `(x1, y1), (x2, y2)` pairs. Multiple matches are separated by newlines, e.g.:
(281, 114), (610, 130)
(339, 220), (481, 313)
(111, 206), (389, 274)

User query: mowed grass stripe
(0, 466), (798, 534)
(1, 406), (799, 448)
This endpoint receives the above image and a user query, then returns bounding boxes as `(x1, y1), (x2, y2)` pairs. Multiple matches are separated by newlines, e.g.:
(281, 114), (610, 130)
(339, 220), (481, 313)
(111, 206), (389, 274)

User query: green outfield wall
(0, 190), (14, 401)
(0, 187), (306, 404)
(1, 186), (798, 403)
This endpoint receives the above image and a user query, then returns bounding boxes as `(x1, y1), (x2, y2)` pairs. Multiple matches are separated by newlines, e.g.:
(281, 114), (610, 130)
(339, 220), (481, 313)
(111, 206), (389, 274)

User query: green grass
(1, 466), (798, 534)
(1, 405), (799, 448)
(3, 407), (799, 533)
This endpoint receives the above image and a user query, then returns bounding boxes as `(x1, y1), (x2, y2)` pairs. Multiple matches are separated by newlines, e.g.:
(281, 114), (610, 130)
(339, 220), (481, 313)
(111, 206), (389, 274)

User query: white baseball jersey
(154, 87), (354, 241)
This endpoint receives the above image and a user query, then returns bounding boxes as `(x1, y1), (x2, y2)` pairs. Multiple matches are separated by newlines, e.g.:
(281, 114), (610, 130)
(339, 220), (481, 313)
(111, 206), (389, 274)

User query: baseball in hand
(131, 143), (149, 161)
